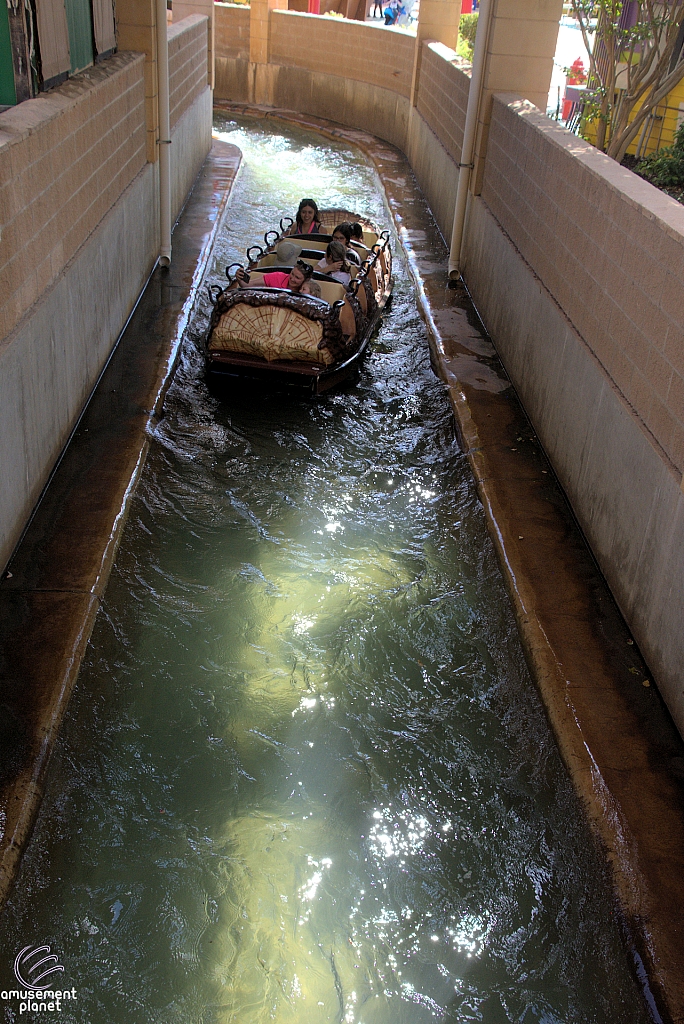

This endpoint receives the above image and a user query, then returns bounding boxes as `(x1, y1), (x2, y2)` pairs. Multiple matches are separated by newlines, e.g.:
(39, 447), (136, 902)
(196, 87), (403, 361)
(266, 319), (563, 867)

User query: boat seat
(286, 237), (329, 253)
(255, 254), (359, 279)
(240, 269), (346, 307)
(311, 278), (346, 304)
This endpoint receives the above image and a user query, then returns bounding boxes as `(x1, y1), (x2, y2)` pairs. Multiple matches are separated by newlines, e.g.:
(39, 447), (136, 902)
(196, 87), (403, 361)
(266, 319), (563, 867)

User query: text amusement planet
(1, 944), (78, 1014)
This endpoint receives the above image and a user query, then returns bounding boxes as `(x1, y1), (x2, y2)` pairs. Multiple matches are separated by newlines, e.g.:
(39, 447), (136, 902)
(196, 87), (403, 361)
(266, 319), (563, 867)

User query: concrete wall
(415, 41), (469, 163)
(169, 15), (209, 128)
(482, 97), (684, 476)
(406, 40), (469, 239)
(463, 95), (684, 733)
(213, 4), (413, 150)
(168, 17), (213, 217)
(0, 18), (213, 571)
(215, 2), (250, 59)
(269, 10), (415, 97)
(0, 53), (146, 344)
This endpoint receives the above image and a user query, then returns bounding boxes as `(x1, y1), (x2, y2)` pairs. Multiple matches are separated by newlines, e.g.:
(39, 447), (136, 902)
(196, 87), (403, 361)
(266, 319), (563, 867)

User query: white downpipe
(448, 0), (492, 279)
(156, 0), (172, 267)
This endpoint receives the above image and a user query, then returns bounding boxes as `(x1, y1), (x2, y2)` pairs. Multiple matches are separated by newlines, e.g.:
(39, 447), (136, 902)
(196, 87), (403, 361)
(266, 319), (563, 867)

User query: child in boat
(316, 241), (351, 286)
(332, 223), (361, 265)
(235, 260), (314, 292)
(286, 199), (323, 236)
(303, 280), (322, 298)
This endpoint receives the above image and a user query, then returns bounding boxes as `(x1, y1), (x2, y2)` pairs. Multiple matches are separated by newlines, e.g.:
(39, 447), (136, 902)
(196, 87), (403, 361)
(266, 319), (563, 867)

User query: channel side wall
(214, 6), (414, 151)
(0, 18), (212, 572)
(213, 12), (684, 737)
(463, 95), (684, 735)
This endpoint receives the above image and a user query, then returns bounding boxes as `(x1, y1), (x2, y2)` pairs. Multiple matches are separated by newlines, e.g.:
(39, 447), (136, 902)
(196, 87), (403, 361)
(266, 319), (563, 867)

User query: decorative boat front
(205, 210), (392, 395)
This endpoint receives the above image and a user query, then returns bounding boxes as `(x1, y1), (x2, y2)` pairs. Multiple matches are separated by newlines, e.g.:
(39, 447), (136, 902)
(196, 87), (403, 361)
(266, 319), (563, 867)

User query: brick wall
(0, 52), (146, 345)
(215, 3), (251, 59)
(415, 41), (469, 164)
(483, 95), (684, 474)
(169, 15), (209, 128)
(270, 11), (415, 98)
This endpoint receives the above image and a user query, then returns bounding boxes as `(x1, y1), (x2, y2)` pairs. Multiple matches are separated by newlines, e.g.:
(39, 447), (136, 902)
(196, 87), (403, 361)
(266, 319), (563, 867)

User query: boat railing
(246, 244), (265, 264)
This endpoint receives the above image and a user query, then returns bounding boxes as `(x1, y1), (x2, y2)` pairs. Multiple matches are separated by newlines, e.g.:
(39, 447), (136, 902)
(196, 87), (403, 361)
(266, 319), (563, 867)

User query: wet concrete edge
(0, 140), (242, 915)
(216, 102), (684, 1023)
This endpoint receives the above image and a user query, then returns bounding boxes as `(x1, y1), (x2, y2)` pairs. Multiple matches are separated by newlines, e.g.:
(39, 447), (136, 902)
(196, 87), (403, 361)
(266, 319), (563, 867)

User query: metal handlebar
(246, 244), (264, 264)
(264, 230), (279, 248)
(206, 284), (223, 306)
(280, 216), (294, 233)
(225, 262), (244, 283)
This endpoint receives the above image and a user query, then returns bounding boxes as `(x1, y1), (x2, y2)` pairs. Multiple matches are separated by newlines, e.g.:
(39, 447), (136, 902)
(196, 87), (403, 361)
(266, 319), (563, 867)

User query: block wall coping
(271, 8), (414, 38)
(0, 52), (144, 154)
(168, 12), (209, 42)
(494, 92), (684, 245)
(424, 38), (471, 76)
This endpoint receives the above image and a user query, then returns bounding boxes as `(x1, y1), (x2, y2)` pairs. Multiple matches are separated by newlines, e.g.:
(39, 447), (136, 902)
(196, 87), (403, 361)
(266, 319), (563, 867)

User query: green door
(0, 1), (17, 105)
(65, 0), (93, 73)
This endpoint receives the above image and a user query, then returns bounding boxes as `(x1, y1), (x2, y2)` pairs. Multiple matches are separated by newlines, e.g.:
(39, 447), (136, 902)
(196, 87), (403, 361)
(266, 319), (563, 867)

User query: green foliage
(459, 12), (478, 44)
(570, 0), (684, 160)
(636, 123), (684, 187)
(456, 11), (477, 60)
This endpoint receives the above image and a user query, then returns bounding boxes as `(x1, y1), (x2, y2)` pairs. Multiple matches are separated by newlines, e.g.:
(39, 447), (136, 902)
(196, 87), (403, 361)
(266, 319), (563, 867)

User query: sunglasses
(295, 260), (314, 278)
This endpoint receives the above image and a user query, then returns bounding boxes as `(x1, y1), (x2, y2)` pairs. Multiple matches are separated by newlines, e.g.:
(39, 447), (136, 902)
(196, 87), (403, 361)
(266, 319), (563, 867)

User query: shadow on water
(0, 116), (651, 1024)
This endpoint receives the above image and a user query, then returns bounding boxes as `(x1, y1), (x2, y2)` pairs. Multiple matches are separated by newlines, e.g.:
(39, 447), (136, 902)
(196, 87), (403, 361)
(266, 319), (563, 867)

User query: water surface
(0, 117), (650, 1024)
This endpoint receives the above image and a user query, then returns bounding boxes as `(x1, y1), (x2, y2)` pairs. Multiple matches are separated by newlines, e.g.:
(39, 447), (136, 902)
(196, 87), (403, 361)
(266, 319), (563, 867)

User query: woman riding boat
(315, 241), (352, 286)
(235, 260), (314, 292)
(286, 198), (323, 236)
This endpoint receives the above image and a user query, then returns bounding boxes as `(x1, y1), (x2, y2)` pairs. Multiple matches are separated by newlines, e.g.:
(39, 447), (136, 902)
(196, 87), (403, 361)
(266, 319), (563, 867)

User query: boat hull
(205, 211), (391, 396)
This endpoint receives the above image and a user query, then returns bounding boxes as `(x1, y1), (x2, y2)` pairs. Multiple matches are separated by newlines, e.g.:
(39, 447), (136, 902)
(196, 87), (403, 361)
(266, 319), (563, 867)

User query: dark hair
(293, 259), (314, 280)
(295, 198), (320, 232)
(326, 241), (350, 272)
(350, 222), (364, 241)
(332, 222), (353, 244)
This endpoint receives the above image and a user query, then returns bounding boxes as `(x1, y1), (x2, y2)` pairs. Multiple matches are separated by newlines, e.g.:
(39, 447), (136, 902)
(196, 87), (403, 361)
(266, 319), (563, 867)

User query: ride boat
(205, 210), (392, 395)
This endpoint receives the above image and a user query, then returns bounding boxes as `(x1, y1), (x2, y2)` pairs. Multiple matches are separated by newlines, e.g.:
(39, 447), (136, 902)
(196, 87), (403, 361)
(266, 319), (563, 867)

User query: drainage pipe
(157, 0), (172, 267)
(448, 0), (492, 279)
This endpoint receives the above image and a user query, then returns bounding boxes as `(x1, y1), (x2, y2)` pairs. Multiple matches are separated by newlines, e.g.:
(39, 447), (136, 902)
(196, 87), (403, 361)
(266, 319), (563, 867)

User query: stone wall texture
(169, 15), (210, 128)
(0, 52), (146, 345)
(483, 96), (684, 475)
(215, 2), (251, 59)
(0, 18), (213, 572)
(415, 41), (470, 164)
(269, 11), (415, 97)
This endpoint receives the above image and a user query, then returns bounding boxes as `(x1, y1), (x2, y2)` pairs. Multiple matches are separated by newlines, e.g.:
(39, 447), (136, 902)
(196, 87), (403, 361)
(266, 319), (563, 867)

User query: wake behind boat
(205, 208), (392, 395)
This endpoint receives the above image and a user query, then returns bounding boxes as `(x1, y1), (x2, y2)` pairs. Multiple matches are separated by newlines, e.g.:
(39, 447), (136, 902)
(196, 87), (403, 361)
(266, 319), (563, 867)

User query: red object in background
(562, 57), (586, 120)
(461, 0), (472, 11)
(308, 0), (320, 11)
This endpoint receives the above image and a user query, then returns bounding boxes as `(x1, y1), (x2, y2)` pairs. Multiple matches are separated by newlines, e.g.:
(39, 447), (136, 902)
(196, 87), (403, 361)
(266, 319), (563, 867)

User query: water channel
(0, 117), (651, 1023)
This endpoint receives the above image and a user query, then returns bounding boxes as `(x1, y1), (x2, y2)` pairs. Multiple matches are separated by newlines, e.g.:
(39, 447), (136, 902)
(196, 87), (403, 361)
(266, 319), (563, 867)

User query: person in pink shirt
(235, 260), (314, 292)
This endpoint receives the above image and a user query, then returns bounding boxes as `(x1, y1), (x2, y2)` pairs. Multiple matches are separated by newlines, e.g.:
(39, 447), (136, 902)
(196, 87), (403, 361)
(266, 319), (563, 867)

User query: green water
(0, 117), (651, 1023)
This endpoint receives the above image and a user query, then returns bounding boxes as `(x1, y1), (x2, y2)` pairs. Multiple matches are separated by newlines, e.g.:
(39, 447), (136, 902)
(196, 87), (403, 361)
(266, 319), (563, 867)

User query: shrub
(636, 122), (684, 188)
(459, 12), (478, 45)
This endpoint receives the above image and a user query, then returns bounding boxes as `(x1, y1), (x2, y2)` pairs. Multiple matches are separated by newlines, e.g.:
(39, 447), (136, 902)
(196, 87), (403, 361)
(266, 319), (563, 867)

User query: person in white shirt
(316, 241), (351, 286)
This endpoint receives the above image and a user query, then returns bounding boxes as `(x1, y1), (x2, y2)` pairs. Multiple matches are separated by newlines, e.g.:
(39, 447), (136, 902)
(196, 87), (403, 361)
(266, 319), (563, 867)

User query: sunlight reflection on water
(0, 116), (650, 1024)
